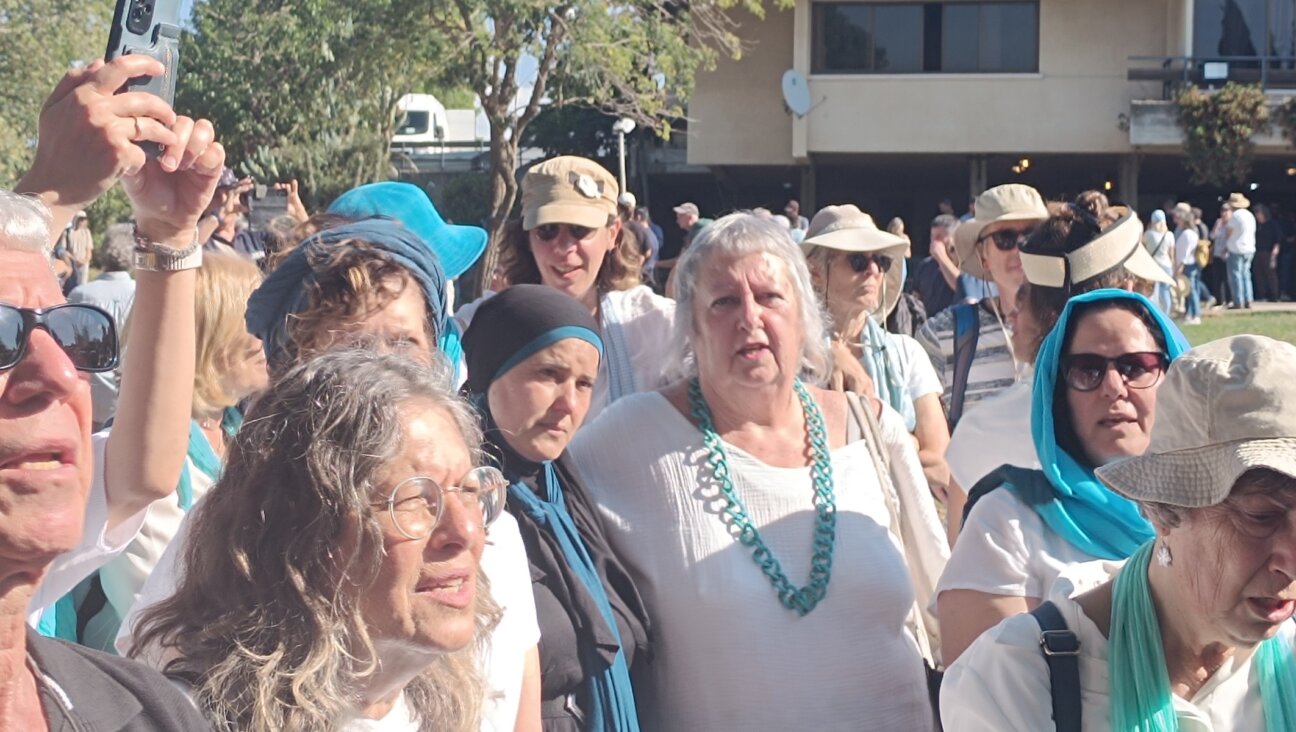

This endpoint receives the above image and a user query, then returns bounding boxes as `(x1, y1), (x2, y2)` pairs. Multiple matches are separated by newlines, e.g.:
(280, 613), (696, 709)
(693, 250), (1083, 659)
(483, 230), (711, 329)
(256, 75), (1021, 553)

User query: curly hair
(497, 217), (642, 292)
(275, 238), (434, 374)
(131, 350), (499, 732)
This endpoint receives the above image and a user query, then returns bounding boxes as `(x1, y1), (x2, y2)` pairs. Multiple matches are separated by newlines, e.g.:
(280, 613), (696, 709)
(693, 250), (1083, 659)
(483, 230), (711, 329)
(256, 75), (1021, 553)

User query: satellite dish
(782, 70), (812, 118)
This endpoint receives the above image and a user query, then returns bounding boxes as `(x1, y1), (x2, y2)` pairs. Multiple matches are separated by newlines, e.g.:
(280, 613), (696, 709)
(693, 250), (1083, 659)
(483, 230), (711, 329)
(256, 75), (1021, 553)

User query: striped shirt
(917, 302), (1019, 418)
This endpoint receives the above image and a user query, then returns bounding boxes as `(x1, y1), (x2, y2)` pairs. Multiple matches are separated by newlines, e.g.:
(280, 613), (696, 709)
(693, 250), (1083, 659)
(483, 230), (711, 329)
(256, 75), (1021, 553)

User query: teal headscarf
(1019, 289), (1189, 560)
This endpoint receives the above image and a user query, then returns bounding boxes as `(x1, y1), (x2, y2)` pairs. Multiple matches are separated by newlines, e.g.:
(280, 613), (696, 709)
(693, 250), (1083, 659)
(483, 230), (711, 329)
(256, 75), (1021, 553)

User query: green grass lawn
(1177, 311), (1296, 346)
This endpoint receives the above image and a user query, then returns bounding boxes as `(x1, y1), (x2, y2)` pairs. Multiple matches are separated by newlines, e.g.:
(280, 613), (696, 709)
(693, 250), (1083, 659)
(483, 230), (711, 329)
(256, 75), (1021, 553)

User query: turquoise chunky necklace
(687, 377), (838, 616)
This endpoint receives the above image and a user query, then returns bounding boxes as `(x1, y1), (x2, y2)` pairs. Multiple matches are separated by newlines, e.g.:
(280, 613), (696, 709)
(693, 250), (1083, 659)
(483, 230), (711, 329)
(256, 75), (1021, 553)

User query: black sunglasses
(0, 303), (120, 373)
(978, 228), (1028, 252)
(845, 253), (893, 274)
(1060, 351), (1168, 392)
(534, 223), (596, 242)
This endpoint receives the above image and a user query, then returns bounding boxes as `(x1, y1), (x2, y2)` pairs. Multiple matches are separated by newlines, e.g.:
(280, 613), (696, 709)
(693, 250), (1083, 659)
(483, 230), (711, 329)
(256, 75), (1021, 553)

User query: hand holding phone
(105, 0), (184, 158)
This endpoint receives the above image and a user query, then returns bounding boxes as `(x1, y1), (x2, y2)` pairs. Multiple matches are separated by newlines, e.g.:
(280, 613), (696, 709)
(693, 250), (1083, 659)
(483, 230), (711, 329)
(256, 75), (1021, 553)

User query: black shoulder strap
(948, 303), (981, 430)
(1029, 601), (1082, 732)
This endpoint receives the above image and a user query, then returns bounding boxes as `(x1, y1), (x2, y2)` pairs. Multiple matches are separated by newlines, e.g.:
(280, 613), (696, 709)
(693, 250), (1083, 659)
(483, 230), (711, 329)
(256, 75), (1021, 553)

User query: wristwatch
(133, 225), (203, 271)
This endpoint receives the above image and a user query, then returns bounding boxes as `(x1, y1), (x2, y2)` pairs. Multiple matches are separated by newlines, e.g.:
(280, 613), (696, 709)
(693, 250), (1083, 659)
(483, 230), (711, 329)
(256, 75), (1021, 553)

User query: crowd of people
(1, 54), (1294, 732)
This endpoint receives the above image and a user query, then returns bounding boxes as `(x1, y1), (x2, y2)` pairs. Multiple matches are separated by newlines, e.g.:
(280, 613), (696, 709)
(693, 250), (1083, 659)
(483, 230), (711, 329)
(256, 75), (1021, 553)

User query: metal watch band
(132, 225), (203, 272)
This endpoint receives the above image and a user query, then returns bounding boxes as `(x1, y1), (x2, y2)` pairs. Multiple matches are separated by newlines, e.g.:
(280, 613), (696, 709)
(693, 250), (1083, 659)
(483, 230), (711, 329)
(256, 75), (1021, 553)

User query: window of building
(1193, 0), (1296, 60)
(812, 2), (1039, 74)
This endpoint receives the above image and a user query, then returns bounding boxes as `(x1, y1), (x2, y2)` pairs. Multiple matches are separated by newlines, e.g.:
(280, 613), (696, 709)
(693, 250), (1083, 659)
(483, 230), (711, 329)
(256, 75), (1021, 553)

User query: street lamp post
(612, 117), (636, 194)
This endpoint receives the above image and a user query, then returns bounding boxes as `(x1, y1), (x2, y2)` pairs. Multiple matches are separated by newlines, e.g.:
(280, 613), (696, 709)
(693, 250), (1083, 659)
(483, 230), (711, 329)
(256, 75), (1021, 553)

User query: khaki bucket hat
(802, 204), (909, 318)
(1019, 207), (1174, 289)
(521, 156), (619, 231)
(1226, 192), (1251, 209)
(1095, 335), (1296, 508)
(954, 184), (1049, 280)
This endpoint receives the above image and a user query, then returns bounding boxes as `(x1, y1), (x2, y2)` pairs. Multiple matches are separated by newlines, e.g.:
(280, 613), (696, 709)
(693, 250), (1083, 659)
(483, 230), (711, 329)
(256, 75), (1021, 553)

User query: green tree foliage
(523, 106), (618, 163)
(432, 0), (792, 288)
(0, 0), (112, 185)
(180, 0), (447, 208)
(1175, 83), (1270, 187)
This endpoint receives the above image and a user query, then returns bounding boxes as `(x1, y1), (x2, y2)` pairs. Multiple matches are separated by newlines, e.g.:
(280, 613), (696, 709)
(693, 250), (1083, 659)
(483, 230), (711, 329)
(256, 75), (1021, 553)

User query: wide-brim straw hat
(1095, 335), (1296, 508)
(954, 184), (1049, 280)
(801, 204), (909, 318)
(1226, 192), (1251, 209)
(1019, 207), (1174, 289)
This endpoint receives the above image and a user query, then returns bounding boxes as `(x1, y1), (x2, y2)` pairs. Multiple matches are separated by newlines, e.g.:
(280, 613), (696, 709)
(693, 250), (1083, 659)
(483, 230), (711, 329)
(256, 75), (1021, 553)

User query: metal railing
(1128, 55), (1296, 99)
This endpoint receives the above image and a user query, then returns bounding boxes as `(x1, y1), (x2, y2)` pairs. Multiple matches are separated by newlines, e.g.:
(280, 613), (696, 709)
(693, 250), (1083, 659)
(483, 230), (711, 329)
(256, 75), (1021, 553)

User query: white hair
(667, 212), (833, 385)
(0, 190), (52, 254)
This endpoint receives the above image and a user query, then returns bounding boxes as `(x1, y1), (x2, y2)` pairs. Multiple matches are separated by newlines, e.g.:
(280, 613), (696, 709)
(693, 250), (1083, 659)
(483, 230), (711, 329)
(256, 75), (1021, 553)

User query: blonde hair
(193, 250), (264, 416)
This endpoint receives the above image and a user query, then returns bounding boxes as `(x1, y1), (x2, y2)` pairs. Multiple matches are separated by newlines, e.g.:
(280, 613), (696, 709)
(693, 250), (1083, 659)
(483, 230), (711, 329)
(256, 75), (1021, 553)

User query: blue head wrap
(1023, 288), (1190, 560)
(245, 219), (448, 368)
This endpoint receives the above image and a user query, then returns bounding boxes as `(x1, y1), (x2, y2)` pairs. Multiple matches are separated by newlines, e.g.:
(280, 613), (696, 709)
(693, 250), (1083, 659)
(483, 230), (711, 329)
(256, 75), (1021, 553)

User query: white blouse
(568, 391), (942, 731)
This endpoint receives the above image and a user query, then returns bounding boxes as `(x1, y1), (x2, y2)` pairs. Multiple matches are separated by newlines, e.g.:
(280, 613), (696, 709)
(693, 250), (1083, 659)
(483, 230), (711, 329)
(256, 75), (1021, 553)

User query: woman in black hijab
(463, 285), (649, 731)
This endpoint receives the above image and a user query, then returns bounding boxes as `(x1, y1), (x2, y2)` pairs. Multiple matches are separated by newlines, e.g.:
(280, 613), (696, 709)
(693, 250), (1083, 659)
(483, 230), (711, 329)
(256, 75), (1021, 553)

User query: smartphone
(248, 186), (290, 232)
(105, 0), (184, 157)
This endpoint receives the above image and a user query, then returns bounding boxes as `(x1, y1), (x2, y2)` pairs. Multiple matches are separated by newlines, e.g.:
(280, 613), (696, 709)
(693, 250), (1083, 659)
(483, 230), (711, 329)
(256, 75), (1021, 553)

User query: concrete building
(683, 0), (1296, 251)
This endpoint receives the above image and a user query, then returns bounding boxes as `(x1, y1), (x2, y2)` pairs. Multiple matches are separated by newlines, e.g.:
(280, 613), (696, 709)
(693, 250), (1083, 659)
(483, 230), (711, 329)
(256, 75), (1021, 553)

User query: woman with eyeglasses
(463, 285), (650, 731)
(936, 289), (1188, 666)
(131, 349), (507, 731)
(802, 205), (953, 534)
(455, 156), (675, 424)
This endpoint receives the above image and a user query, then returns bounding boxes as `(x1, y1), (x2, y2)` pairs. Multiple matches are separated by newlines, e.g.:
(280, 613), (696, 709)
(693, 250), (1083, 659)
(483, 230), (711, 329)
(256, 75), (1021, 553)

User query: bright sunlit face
(1062, 306), (1163, 467)
(977, 220), (1033, 291)
(690, 251), (803, 390)
(487, 339), (600, 462)
(362, 404), (485, 656)
(528, 220), (621, 308)
(0, 251), (94, 572)
(821, 250), (886, 318)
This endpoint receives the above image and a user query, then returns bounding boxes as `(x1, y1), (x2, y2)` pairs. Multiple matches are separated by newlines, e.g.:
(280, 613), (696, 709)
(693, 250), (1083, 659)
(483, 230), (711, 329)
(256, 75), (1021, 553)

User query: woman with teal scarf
(937, 289), (1189, 664)
(462, 285), (649, 731)
(942, 334), (1296, 731)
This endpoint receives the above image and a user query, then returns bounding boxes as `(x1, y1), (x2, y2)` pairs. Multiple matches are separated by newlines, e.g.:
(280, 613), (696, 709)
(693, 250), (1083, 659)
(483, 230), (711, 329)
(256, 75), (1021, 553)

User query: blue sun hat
(327, 182), (488, 280)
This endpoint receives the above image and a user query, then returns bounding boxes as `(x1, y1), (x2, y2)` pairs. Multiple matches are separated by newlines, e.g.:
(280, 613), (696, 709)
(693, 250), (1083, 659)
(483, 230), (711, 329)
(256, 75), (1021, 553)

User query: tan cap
(1226, 192), (1251, 209)
(1018, 207), (1174, 289)
(1096, 335), (1296, 508)
(802, 205), (909, 318)
(954, 184), (1049, 280)
(673, 202), (700, 217)
(521, 156), (619, 231)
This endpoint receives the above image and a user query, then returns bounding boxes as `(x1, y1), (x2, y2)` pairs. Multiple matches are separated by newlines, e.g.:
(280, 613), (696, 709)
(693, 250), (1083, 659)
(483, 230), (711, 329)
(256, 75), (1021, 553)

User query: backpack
(1194, 236), (1211, 268)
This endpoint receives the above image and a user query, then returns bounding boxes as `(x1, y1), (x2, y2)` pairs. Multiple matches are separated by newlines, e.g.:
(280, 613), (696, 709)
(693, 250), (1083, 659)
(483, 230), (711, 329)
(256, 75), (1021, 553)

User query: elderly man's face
(0, 251), (94, 571)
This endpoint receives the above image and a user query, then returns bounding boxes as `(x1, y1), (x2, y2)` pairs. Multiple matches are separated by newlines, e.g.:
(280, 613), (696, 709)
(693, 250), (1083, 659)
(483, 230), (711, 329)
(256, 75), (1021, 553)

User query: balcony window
(813, 1), (1039, 74)
(1194, 0), (1296, 61)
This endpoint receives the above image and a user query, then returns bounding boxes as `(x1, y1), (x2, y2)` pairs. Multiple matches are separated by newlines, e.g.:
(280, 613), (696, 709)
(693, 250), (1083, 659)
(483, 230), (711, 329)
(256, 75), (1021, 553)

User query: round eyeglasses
(374, 466), (508, 540)
(1060, 351), (1168, 392)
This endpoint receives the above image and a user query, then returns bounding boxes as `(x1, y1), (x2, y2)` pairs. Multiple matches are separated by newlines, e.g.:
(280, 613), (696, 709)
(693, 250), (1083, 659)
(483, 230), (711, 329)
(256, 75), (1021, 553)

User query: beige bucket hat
(1095, 335), (1296, 508)
(802, 204), (909, 318)
(954, 184), (1049, 280)
(1226, 192), (1251, 209)
(521, 156), (619, 231)
(1019, 207), (1174, 289)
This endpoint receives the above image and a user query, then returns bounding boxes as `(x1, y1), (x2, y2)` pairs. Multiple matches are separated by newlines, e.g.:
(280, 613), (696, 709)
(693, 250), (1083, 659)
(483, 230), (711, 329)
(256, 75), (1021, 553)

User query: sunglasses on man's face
(533, 223), (596, 242)
(844, 253), (893, 274)
(978, 228), (1028, 252)
(0, 303), (119, 373)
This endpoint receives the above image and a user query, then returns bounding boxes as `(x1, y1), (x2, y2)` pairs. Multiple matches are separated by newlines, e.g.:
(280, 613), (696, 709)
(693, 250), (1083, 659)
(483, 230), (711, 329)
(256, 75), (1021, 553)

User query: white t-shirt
(26, 432), (149, 627)
(945, 380), (1039, 492)
(118, 507), (540, 732)
(455, 285), (676, 423)
(937, 487), (1098, 601)
(1225, 208), (1257, 255)
(891, 333), (943, 404)
(568, 391), (944, 732)
(942, 560), (1293, 731)
(1175, 228), (1201, 267)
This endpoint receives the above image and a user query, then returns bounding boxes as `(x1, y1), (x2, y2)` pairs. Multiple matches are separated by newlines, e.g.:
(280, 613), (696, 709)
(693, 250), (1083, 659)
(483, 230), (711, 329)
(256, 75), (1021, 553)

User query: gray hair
(98, 223), (135, 272)
(668, 212), (832, 385)
(930, 214), (959, 233)
(0, 189), (52, 254)
(132, 348), (495, 732)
